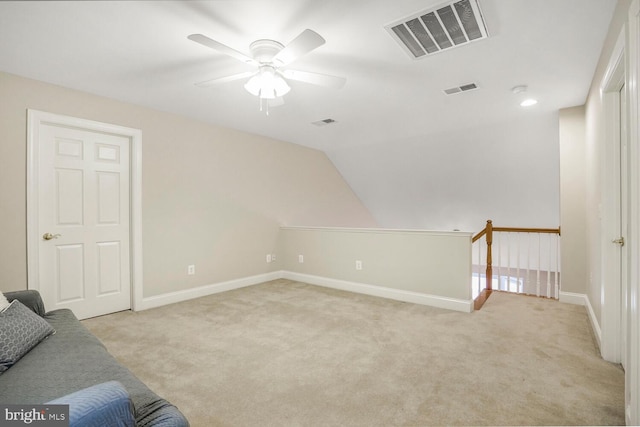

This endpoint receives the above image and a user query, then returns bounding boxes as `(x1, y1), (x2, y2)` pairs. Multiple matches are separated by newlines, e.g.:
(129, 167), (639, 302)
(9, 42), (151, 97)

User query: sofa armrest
(4, 290), (46, 317)
(137, 404), (190, 427)
(47, 381), (136, 427)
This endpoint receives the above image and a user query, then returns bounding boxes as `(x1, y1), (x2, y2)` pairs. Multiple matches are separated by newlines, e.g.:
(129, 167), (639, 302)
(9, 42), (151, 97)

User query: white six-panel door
(35, 122), (132, 319)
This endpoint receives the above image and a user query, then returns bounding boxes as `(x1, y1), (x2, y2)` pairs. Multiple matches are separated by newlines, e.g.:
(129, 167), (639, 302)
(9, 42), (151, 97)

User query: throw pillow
(47, 381), (136, 427)
(0, 292), (9, 311)
(0, 300), (55, 374)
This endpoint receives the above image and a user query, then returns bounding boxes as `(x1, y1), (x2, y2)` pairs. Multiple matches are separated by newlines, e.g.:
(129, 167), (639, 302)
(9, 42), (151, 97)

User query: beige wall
(0, 71), (377, 297)
(559, 106), (588, 295)
(281, 227), (472, 302)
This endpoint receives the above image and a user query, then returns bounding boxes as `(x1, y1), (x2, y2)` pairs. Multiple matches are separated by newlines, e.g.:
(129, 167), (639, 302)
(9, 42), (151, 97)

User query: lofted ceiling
(0, 0), (617, 230)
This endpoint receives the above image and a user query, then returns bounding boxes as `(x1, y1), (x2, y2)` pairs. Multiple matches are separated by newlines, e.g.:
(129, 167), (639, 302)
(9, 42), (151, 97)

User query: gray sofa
(0, 290), (189, 427)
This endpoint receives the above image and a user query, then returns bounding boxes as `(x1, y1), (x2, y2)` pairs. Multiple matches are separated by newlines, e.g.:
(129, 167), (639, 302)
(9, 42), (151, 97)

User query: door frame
(625, 1), (640, 423)
(26, 110), (144, 312)
(600, 28), (626, 363)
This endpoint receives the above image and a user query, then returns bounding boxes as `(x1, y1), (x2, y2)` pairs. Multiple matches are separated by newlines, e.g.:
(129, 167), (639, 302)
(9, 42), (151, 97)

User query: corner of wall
(559, 291), (602, 348)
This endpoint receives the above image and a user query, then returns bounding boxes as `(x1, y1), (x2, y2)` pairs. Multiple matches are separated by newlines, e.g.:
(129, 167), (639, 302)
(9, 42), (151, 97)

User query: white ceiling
(0, 0), (617, 230)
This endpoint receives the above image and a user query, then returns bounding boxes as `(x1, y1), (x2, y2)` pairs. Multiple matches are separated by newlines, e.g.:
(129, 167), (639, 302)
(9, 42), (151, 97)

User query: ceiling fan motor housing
(249, 39), (284, 64)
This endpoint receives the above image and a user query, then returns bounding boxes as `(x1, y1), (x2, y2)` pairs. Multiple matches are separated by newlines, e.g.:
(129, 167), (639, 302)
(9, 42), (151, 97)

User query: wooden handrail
(493, 226), (560, 235)
(472, 220), (560, 310)
(472, 229), (486, 243)
(474, 226), (560, 242)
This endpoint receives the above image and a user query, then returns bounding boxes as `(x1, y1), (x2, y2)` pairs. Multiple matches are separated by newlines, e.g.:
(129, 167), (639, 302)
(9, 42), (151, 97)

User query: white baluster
(536, 233), (541, 297)
(526, 233), (532, 295)
(497, 233), (502, 291)
(477, 238), (481, 297)
(516, 233), (521, 293)
(555, 233), (560, 299)
(507, 233), (512, 292)
(547, 233), (552, 298)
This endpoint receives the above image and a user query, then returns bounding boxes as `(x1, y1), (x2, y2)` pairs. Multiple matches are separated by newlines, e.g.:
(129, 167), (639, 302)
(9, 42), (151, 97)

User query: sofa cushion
(0, 300), (55, 373)
(47, 381), (136, 427)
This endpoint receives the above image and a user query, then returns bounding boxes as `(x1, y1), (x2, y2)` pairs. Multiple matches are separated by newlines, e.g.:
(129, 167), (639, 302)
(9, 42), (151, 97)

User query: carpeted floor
(83, 279), (625, 426)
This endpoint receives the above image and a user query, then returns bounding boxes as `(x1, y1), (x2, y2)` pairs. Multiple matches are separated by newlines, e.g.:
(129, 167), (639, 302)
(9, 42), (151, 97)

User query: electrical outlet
(355, 260), (363, 270)
(298, 254), (304, 263)
(266, 254), (272, 263)
(187, 265), (195, 275)
(271, 254), (276, 262)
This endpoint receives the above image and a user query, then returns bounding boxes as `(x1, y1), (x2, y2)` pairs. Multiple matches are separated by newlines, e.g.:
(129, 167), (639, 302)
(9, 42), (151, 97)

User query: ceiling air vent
(386, 0), (488, 59)
(312, 118), (337, 127)
(444, 82), (478, 95)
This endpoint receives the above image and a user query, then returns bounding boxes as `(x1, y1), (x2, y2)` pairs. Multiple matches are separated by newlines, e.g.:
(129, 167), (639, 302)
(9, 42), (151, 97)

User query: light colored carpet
(83, 279), (624, 426)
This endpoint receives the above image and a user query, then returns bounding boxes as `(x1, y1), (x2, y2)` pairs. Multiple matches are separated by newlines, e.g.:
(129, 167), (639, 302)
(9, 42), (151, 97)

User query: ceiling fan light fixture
(244, 66), (290, 99)
(189, 30), (345, 113)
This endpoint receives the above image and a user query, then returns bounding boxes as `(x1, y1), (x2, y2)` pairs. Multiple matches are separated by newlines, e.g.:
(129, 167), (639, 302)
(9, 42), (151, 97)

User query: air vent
(312, 118), (337, 127)
(386, 0), (488, 59)
(444, 82), (478, 95)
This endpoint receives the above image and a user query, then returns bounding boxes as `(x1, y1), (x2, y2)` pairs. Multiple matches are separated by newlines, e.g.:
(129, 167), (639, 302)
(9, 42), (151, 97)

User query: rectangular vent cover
(312, 118), (337, 127)
(444, 82), (478, 95)
(386, 0), (488, 59)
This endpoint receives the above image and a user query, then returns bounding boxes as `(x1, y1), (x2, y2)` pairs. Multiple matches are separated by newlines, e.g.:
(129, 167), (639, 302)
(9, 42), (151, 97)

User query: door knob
(43, 233), (61, 241)
(612, 237), (625, 246)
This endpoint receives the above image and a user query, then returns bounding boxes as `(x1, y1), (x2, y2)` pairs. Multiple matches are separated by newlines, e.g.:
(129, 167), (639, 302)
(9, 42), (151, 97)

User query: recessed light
(520, 99), (538, 107)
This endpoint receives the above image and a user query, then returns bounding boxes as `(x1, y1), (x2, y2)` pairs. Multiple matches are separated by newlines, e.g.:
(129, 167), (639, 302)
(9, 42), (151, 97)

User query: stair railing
(472, 220), (561, 310)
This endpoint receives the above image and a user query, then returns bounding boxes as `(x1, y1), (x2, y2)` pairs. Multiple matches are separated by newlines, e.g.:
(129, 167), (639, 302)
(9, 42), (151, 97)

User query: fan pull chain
(257, 94), (270, 115)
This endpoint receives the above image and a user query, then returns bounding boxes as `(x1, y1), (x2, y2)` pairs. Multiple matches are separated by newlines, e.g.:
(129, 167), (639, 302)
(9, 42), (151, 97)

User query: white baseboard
(558, 291), (588, 305)
(559, 291), (602, 348)
(135, 270), (473, 314)
(282, 271), (473, 313)
(136, 271), (283, 311)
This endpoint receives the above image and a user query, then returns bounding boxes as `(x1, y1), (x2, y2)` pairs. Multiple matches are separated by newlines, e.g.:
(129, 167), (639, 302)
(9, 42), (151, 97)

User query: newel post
(485, 220), (493, 291)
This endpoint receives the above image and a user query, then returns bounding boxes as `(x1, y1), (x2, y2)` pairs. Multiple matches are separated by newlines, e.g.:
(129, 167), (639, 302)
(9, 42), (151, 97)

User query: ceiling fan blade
(194, 71), (256, 88)
(188, 34), (256, 65)
(281, 69), (346, 90)
(272, 29), (325, 66)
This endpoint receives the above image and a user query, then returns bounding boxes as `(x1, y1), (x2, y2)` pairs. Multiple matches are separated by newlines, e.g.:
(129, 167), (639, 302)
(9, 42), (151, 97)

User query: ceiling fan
(187, 29), (346, 110)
